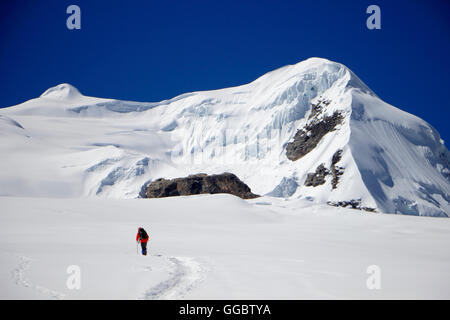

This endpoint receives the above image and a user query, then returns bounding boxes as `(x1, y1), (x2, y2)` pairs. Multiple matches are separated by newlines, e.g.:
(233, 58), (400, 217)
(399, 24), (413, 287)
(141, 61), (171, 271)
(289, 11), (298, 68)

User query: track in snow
(12, 255), (65, 300)
(141, 256), (205, 300)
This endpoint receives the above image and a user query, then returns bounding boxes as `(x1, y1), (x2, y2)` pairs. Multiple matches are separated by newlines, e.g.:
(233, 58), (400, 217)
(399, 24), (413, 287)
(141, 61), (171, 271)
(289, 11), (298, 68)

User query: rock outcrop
(303, 149), (345, 189)
(330, 150), (344, 189)
(286, 100), (344, 161)
(304, 164), (329, 187)
(327, 199), (376, 212)
(142, 172), (259, 199)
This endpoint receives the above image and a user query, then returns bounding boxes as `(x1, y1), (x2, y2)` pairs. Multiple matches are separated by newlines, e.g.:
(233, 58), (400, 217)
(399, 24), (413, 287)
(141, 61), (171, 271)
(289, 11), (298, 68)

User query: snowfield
(0, 57), (450, 299)
(1, 195), (450, 299)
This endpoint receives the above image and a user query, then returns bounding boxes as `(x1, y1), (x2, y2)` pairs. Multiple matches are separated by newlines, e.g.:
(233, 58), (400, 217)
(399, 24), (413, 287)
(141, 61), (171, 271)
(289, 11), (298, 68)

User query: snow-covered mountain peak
(251, 57), (346, 87)
(0, 58), (449, 217)
(40, 83), (82, 100)
(271, 57), (374, 96)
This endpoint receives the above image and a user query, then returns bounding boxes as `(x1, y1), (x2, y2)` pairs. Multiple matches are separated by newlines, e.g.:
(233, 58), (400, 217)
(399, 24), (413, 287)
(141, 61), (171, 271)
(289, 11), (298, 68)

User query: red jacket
(136, 231), (149, 243)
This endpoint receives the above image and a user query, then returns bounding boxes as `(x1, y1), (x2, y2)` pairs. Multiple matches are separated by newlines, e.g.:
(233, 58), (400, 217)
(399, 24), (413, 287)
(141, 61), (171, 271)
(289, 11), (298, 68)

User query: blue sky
(1, 0), (449, 140)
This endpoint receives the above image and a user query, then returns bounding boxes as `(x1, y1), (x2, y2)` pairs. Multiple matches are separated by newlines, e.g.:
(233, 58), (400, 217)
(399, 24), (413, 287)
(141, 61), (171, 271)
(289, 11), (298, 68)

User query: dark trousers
(140, 242), (147, 255)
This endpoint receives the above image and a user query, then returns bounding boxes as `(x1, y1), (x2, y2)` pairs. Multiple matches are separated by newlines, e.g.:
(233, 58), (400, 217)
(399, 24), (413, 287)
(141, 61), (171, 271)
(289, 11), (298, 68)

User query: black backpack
(139, 228), (149, 240)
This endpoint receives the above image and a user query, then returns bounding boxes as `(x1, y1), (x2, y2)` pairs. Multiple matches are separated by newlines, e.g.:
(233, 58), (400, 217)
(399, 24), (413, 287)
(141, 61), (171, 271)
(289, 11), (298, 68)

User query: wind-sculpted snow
(0, 114), (24, 129)
(0, 57), (449, 216)
(0, 115), (29, 138)
(348, 91), (450, 217)
(69, 100), (158, 115)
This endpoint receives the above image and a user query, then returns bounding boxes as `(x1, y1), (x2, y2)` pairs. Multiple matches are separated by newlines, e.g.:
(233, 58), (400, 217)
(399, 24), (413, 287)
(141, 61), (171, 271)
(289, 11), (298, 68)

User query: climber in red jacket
(136, 227), (149, 256)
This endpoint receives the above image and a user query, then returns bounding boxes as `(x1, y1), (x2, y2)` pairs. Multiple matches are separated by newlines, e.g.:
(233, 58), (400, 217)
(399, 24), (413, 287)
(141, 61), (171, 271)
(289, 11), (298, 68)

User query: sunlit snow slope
(1, 195), (450, 299)
(0, 58), (449, 216)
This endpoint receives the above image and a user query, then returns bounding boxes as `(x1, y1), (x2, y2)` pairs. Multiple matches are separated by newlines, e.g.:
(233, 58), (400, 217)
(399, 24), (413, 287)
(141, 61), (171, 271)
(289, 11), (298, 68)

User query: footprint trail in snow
(12, 255), (65, 300)
(141, 256), (205, 300)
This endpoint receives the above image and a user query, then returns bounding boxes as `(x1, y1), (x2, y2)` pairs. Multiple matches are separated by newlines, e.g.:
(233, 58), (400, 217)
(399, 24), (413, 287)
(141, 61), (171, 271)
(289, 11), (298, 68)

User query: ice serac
(0, 57), (449, 216)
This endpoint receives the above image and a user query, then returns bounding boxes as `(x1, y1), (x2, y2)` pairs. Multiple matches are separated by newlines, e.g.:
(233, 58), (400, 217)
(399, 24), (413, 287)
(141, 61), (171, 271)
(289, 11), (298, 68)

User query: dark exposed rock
(303, 149), (345, 189)
(142, 172), (259, 199)
(304, 164), (329, 187)
(286, 109), (344, 161)
(331, 149), (342, 165)
(331, 149), (344, 189)
(327, 199), (376, 212)
(331, 166), (344, 190)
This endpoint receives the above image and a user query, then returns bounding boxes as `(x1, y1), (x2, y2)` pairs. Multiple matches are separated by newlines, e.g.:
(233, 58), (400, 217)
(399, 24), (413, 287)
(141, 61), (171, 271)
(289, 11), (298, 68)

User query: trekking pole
(136, 241), (139, 255)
